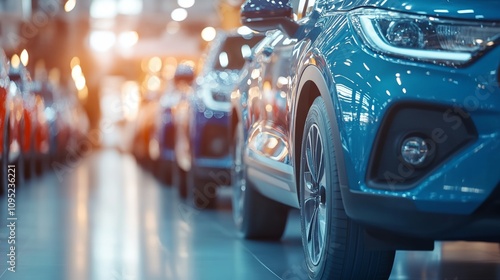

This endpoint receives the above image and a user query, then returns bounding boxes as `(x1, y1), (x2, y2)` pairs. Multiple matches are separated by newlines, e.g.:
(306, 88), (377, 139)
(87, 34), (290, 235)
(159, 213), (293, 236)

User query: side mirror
(241, 0), (299, 37)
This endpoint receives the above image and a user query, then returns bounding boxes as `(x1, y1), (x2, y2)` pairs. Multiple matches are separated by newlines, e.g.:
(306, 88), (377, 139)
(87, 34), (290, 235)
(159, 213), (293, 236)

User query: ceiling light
(90, 0), (117, 19)
(64, 0), (76, 12)
(171, 8), (187, 22)
(89, 31), (116, 52)
(118, 0), (142, 15)
(118, 31), (139, 48)
(177, 0), (195, 9)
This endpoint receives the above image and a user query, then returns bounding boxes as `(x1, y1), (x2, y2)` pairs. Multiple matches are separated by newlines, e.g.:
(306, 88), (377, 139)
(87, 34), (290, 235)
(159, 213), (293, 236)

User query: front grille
(199, 124), (229, 158)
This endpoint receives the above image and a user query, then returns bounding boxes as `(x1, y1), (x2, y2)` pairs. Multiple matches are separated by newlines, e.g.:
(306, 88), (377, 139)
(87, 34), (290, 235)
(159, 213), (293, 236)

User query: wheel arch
(293, 64), (348, 202)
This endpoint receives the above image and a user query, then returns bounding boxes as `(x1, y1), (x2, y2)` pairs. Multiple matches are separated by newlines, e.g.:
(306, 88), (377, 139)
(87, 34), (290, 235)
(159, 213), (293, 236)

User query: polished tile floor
(0, 149), (499, 280)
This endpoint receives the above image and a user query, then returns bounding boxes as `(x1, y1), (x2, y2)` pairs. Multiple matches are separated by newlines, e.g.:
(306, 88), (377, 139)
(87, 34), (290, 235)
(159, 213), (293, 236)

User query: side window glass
(297, 0), (316, 19)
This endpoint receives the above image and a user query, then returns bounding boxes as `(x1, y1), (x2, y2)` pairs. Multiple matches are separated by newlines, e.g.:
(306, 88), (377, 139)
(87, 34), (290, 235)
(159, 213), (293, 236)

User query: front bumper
(342, 183), (500, 241)
(324, 16), (500, 239)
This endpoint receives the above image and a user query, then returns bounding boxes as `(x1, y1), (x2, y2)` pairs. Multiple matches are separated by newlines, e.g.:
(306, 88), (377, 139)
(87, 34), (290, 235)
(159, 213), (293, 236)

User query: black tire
(174, 161), (188, 198)
(231, 122), (288, 239)
(188, 166), (217, 209)
(24, 151), (36, 179)
(300, 97), (395, 280)
(35, 154), (47, 176)
(16, 119), (25, 187)
(156, 159), (173, 186)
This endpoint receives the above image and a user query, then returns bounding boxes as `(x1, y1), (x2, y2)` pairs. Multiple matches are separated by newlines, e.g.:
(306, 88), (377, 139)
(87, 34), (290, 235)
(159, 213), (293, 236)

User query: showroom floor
(0, 149), (499, 280)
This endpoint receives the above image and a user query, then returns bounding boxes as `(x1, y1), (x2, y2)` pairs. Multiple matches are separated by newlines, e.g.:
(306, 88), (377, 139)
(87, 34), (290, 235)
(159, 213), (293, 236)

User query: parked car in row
(173, 30), (264, 208)
(0, 49), (90, 195)
(9, 64), (51, 179)
(150, 63), (195, 186)
(230, 0), (500, 279)
(0, 50), (24, 195)
(34, 72), (89, 168)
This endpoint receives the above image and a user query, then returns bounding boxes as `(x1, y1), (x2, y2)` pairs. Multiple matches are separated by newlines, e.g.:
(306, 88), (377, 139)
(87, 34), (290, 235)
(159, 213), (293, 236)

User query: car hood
(329, 0), (500, 20)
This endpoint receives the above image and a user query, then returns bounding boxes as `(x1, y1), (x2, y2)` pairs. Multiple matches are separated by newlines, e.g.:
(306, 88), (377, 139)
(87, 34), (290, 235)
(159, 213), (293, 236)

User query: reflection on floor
(0, 149), (498, 280)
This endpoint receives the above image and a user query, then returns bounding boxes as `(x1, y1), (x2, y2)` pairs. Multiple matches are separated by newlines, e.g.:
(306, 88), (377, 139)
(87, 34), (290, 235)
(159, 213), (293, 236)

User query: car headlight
(349, 9), (500, 66)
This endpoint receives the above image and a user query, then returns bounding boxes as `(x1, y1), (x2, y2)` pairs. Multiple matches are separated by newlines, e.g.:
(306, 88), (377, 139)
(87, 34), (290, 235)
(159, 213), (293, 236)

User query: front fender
(293, 61), (350, 201)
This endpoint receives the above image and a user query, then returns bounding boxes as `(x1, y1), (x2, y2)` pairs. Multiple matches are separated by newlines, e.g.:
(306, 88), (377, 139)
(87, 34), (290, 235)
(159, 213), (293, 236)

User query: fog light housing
(401, 136), (429, 166)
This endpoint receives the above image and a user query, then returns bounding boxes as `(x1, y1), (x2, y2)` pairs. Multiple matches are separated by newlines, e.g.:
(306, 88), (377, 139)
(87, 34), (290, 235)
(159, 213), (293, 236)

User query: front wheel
(300, 97), (395, 279)
(231, 122), (288, 239)
(188, 166), (218, 209)
(174, 161), (187, 198)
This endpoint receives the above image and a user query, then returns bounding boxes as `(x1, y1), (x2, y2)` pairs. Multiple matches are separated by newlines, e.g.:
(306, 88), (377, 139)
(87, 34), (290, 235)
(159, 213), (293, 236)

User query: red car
(0, 51), (24, 194)
(9, 64), (50, 179)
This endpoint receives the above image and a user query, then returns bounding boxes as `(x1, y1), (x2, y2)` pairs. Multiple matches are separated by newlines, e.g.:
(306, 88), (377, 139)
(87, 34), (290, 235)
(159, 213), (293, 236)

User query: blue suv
(230, 0), (500, 279)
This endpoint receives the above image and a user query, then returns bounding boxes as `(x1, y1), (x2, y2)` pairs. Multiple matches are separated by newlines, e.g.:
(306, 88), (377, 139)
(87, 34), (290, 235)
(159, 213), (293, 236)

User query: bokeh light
(171, 8), (188, 22)
(201, 27), (216, 42)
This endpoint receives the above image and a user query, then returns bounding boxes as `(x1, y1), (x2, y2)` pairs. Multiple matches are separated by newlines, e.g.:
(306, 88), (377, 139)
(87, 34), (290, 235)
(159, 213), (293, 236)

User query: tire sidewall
(300, 97), (337, 279)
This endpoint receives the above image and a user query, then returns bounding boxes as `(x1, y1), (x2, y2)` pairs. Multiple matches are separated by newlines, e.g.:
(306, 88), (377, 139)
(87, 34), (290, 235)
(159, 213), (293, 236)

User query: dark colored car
(230, 0), (500, 279)
(151, 63), (195, 185)
(175, 30), (264, 208)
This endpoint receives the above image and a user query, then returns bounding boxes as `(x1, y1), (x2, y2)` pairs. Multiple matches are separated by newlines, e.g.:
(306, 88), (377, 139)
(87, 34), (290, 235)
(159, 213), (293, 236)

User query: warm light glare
(148, 57), (162, 73)
(75, 75), (86, 91)
(147, 76), (162, 91)
(118, 31), (139, 48)
(90, 0), (117, 18)
(201, 27), (216, 42)
(11, 55), (20, 69)
(64, 0), (76, 12)
(171, 8), (188, 22)
(166, 21), (180, 35)
(122, 81), (141, 120)
(89, 31), (116, 52)
(162, 57), (178, 80)
(177, 0), (195, 8)
(118, 0), (143, 15)
(78, 86), (88, 101)
(20, 49), (29, 66)
(49, 68), (60, 84)
(72, 65), (83, 80)
(70, 57), (80, 69)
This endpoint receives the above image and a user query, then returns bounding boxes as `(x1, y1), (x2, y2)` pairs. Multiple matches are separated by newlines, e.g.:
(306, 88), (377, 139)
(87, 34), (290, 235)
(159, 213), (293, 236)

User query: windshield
(213, 35), (263, 71)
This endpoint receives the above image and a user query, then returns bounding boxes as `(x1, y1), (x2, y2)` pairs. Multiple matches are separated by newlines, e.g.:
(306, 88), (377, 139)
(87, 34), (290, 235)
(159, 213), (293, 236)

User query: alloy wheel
(303, 123), (328, 266)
